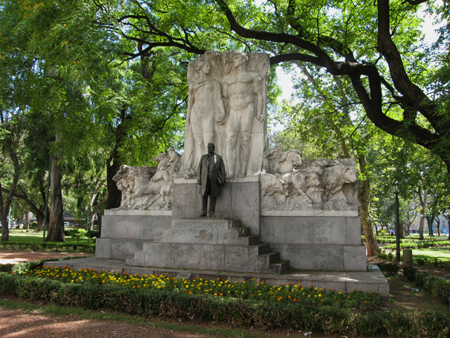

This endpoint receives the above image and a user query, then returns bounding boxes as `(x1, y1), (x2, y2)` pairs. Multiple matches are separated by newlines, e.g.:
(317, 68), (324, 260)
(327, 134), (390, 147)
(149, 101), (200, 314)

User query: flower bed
(23, 266), (379, 309)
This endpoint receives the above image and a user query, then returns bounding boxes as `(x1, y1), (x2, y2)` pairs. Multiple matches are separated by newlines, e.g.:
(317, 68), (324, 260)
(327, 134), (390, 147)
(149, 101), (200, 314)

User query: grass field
(411, 247), (450, 263)
(5, 231), (94, 245)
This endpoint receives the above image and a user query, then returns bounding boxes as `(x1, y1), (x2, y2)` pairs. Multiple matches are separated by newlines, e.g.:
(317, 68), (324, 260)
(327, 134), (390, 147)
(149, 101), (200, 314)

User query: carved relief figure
(222, 52), (264, 178)
(260, 158), (359, 211)
(113, 147), (181, 210)
(186, 61), (225, 174)
(264, 145), (302, 174)
(197, 143), (226, 217)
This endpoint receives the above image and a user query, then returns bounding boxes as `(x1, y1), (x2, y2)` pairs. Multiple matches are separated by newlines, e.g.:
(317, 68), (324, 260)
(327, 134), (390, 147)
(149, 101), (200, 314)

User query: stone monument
(95, 51), (368, 275)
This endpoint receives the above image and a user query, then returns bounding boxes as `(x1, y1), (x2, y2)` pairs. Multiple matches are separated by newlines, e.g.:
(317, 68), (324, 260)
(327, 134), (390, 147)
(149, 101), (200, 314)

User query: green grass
(6, 230), (93, 245)
(412, 247), (450, 263)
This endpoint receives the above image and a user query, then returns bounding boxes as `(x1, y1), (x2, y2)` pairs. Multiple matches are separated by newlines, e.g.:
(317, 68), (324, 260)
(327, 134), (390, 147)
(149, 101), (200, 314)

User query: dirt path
(0, 251), (91, 265)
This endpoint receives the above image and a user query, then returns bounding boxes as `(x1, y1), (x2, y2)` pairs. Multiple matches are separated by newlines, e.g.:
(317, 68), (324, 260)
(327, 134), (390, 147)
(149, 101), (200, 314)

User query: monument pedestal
(126, 218), (289, 274)
(172, 178), (261, 236)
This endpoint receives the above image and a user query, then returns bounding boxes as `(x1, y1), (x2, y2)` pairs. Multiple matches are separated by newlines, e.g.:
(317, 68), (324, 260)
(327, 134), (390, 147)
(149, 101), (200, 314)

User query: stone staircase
(227, 220), (289, 274)
(126, 218), (289, 274)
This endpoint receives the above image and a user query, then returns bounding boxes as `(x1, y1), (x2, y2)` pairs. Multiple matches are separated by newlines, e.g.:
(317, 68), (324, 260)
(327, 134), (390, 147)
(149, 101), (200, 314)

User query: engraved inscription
(173, 220), (228, 229)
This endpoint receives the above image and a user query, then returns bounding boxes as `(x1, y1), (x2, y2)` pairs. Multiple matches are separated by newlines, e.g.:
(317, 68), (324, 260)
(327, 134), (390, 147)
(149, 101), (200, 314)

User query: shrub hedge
(403, 266), (450, 309)
(0, 256), (89, 274)
(0, 270), (449, 336)
(0, 242), (94, 252)
(383, 241), (450, 250)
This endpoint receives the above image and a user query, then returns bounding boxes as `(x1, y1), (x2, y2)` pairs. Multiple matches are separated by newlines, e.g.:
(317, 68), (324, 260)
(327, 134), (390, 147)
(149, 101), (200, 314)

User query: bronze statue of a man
(197, 143), (225, 217)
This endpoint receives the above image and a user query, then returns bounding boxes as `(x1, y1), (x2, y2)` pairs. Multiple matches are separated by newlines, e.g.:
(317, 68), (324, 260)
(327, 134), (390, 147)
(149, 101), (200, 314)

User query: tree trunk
(1, 211), (9, 242)
(25, 212), (30, 231)
(357, 156), (379, 256)
(419, 216), (425, 240)
(0, 133), (21, 241)
(106, 110), (131, 210)
(36, 207), (45, 231)
(399, 222), (405, 239)
(46, 151), (65, 242)
(426, 216), (433, 237)
(418, 185), (427, 240)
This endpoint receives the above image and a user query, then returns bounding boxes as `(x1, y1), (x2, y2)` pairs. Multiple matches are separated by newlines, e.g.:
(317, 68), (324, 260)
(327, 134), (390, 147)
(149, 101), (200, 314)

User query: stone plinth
(261, 211), (366, 271)
(126, 218), (288, 274)
(172, 177), (261, 235)
(95, 210), (172, 260)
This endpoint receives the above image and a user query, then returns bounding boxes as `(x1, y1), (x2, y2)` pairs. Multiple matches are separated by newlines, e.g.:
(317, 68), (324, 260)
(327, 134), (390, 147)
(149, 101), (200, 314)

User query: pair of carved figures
(261, 147), (359, 211)
(182, 51), (268, 179)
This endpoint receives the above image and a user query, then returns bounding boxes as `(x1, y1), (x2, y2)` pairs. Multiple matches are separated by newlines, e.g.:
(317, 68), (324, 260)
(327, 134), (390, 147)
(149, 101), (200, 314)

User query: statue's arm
(197, 157), (203, 185)
(215, 81), (226, 125)
(220, 157), (226, 185)
(253, 74), (264, 122)
(186, 87), (194, 124)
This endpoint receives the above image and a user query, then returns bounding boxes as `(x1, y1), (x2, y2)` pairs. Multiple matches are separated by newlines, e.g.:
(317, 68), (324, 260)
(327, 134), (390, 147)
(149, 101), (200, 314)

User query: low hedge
(0, 256), (91, 274)
(0, 272), (449, 336)
(0, 242), (95, 252)
(383, 240), (450, 250)
(403, 266), (450, 309)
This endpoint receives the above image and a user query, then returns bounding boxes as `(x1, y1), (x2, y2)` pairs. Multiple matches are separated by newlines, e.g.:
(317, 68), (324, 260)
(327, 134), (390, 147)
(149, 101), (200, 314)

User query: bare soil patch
(0, 251), (91, 265)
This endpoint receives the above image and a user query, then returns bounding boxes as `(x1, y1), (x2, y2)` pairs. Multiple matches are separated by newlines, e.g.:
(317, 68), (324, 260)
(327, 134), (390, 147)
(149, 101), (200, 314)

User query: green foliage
(377, 263), (400, 276)
(0, 256), (85, 274)
(65, 228), (88, 240)
(383, 241), (450, 250)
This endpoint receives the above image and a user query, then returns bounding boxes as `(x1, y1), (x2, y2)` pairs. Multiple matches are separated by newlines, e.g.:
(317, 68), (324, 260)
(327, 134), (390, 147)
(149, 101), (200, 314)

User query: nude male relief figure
(222, 52), (264, 178)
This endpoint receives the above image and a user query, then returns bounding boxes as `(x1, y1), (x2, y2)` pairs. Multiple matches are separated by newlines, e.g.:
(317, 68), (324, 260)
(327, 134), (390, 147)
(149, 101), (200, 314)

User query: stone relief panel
(113, 148), (181, 210)
(261, 152), (359, 211)
(181, 51), (270, 179)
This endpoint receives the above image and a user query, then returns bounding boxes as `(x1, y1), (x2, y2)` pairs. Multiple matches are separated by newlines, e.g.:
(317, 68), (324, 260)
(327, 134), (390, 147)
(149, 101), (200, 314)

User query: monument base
(126, 218), (288, 274)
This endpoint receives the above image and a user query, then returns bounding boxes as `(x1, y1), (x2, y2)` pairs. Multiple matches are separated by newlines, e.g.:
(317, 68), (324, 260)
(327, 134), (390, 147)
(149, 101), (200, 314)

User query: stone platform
(126, 218), (289, 274)
(43, 257), (389, 296)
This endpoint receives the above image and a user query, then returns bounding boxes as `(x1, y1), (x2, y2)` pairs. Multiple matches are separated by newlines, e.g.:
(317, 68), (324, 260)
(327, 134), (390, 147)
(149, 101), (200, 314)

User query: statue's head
(207, 143), (215, 154)
(233, 52), (248, 68)
(195, 60), (210, 74)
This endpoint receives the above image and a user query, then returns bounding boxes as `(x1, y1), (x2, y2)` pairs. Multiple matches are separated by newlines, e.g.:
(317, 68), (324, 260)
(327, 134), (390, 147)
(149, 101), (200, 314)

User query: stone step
(259, 251), (280, 265)
(269, 260), (290, 274)
(229, 219), (242, 228)
(230, 226), (248, 237)
(234, 235), (260, 246)
(256, 243), (271, 255)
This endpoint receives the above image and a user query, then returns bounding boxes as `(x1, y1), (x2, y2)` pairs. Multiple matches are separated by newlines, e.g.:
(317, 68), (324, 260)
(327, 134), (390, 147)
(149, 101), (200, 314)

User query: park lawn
(411, 247), (450, 263)
(6, 231), (93, 245)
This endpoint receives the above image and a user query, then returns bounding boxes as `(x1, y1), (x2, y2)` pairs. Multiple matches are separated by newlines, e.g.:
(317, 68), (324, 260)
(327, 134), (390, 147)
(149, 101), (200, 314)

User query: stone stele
(181, 51), (270, 179)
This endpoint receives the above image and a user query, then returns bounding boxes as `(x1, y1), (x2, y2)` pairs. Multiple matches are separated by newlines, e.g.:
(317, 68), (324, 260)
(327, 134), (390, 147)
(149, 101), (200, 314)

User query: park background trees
(0, 0), (449, 253)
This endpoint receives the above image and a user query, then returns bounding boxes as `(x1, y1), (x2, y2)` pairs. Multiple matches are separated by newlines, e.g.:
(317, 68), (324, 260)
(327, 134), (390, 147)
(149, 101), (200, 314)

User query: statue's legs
(200, 193), (208, 217)
(239, 132), (251, 177)
(226, 111), (239, 178)
(209, 196), (216, 217)
(239, 106), (254, 176)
